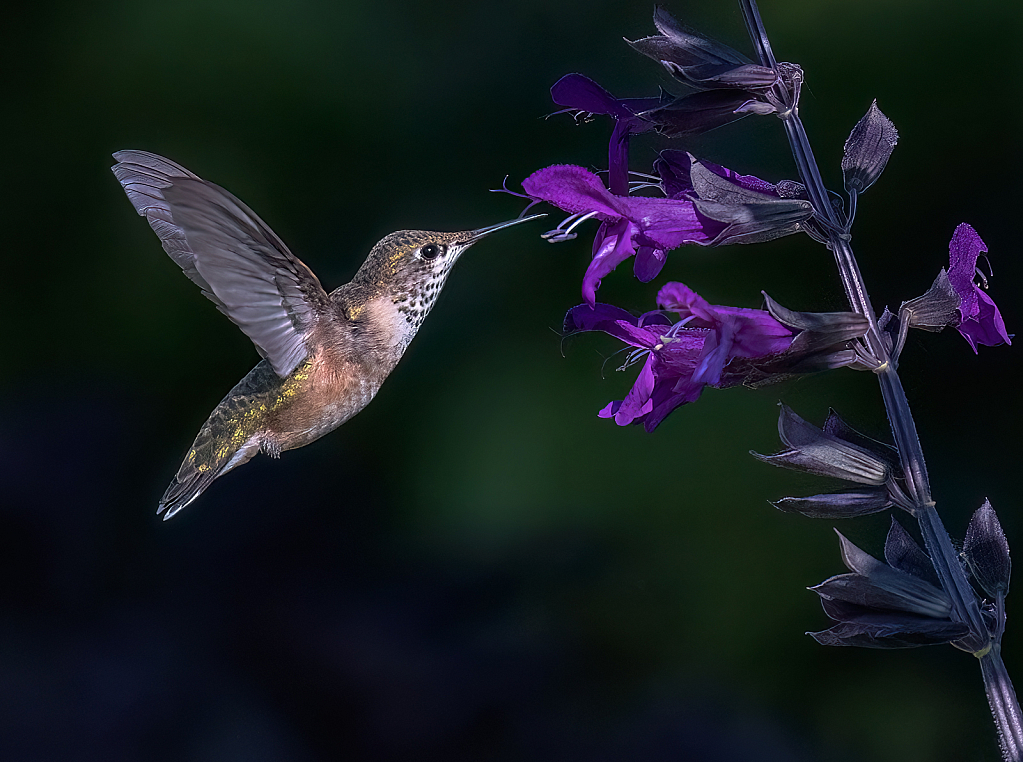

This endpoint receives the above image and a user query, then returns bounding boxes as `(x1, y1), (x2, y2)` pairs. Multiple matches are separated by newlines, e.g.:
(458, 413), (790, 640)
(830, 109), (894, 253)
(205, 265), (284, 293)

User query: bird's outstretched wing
(112, 150), (330, 378)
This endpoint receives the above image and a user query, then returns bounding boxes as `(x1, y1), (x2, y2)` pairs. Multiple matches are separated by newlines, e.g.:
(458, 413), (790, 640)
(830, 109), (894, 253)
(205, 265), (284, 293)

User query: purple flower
(523, 165), (722, 305)
(523, 161), (809, 306)
(565, 282), (794, 431)
(947, 223), (1011, 352)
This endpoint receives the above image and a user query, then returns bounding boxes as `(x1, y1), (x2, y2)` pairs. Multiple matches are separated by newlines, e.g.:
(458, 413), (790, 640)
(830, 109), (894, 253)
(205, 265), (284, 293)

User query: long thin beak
(467, 213), (546, 242)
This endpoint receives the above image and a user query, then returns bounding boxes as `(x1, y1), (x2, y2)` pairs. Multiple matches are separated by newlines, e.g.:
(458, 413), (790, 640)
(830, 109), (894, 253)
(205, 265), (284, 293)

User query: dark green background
(3, 1), (1021, 760)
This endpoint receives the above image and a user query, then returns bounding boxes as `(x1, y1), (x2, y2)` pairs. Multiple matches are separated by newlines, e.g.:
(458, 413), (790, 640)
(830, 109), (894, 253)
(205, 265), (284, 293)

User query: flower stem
(982, 647), (1023, 760)
(738, 0), (1022, 755)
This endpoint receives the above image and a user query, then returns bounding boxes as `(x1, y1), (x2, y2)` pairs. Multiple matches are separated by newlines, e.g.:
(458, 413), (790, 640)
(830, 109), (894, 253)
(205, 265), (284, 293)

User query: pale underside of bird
(112, 150), (539, 520)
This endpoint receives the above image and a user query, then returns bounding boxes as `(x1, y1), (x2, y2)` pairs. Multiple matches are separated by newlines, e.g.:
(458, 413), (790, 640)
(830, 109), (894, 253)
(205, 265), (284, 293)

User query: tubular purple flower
(946, 223), (1011, 352)
(523, 165), (722, 305)
(565, 282), (795, 431)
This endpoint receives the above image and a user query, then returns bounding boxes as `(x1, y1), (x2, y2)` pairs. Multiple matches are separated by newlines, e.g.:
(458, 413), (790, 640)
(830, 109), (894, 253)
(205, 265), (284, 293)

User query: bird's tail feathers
(158, 425), (261, 520)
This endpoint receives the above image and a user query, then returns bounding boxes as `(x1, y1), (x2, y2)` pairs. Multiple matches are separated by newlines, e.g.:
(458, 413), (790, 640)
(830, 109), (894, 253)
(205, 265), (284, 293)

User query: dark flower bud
(736, 298), (868, 388)
(773, 487), (891, 519)
(821, 410), (900, 472)
(641, 90), (762, 137)
(752, 404), (891, 486)
(693, 198), (813, 245)
(762, 293), (869, 355)
(964, 499), (1011, 597)
(841, 100), (898, 195)
(686, 161), (813, 245)
(809, 614), (970, 649)
(626, 8), (778, 91)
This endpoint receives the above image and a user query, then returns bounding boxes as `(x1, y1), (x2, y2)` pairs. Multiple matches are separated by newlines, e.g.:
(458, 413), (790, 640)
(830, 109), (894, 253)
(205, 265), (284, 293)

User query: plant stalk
(738, 0), (1020, 756)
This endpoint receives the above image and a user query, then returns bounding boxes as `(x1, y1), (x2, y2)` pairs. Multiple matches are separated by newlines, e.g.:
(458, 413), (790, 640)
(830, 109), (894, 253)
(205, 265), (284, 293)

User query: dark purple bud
(841, 100), (899, 194)
(899, 269), (961, 332)
(809, 618), (970, 649)
(688, 160), (778, 204)
(964, 499), (1011, 597)
(752, 405), (891, 486)
(773, 488), (891, 518)
(884, 518), (941, 589)
(810, 527), (968, 649)
(762, 293), (869, 355)
(626, 8), (779, 93)
(627, 8), (747, 68)
(640, 90), (758, 137)
(693, 197), (812, 245)
(671, 62), (779, 90)
(686, 160), (812, 245)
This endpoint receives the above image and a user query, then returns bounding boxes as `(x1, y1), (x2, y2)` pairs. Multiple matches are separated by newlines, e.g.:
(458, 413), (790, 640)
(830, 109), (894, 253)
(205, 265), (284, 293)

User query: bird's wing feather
(111, 150), (330, 378)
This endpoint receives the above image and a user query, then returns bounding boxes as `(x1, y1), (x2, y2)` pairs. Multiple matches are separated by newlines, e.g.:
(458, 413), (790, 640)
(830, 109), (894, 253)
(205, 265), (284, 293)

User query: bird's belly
(269, 368), (381, 452)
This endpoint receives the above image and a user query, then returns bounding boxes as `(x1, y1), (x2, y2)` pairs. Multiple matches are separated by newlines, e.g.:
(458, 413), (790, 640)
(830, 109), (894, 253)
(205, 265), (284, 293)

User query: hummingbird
(112, 150), (541, 519)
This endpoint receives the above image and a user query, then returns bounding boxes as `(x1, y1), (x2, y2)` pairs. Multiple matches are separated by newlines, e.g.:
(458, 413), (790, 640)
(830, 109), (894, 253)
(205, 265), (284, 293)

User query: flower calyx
(809, 522), (971, 649)
(754, 405), (912, 517)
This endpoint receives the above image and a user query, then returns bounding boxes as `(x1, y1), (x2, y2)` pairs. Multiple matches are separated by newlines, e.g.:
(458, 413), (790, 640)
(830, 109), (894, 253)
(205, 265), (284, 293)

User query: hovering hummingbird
(112, 150), (541, 519)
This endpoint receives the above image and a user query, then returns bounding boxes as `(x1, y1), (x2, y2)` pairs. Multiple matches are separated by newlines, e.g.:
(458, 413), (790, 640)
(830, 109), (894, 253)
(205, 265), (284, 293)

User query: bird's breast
(266, 349), (381, 451)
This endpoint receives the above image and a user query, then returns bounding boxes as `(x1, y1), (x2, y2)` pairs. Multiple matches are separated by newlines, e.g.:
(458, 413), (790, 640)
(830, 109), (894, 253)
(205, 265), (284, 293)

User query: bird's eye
(420, 243), (444, 260)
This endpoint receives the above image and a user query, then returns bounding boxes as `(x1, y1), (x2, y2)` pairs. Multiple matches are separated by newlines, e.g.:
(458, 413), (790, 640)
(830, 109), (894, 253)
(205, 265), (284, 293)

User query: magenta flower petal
(566, 302), (637, 333)
(608, 120), (631, 195)
(567, 282), (799, 431)
(550, 73), (662, 126)
(566, 303), (662, 349)
(656, 281), (716, 321)
(621, 195), (715, 249)
(551, 73), (633, 120)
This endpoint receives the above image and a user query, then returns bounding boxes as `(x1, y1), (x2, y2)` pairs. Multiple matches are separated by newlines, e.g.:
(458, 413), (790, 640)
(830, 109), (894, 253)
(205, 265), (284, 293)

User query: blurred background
(2, 0), (1021, 759)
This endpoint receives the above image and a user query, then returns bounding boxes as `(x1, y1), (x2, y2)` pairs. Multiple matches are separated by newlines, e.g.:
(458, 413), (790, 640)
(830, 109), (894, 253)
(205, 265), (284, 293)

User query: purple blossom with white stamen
(566, 282), (796, 431)
(523, 160), (807, 305)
